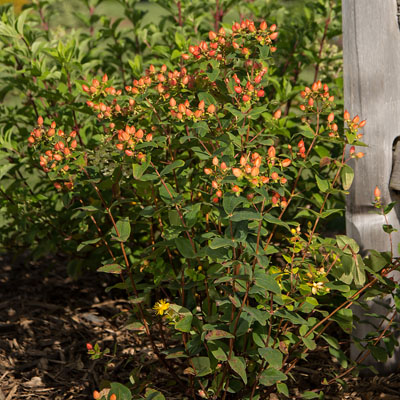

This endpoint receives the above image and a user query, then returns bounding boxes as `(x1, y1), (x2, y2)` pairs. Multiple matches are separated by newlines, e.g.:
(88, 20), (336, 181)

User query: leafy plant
(26, 15), (400, 399)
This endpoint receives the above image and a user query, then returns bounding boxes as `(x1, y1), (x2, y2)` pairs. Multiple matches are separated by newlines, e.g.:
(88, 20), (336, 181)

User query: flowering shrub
(0, 0), (342, 268)
(26, 17), (400, 399)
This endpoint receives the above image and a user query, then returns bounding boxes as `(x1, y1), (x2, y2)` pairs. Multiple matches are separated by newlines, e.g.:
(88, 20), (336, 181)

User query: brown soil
(0, 254), (400, 400)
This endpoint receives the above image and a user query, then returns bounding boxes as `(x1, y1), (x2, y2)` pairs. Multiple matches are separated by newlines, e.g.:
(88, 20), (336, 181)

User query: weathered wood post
(343, 0), (400, 373)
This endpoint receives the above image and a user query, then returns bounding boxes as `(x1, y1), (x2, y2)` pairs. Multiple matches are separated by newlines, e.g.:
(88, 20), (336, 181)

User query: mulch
(1, 254), (400, 400)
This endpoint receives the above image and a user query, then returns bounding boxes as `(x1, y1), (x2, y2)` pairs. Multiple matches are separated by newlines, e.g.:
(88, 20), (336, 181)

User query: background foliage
(5, 2), (398, 400)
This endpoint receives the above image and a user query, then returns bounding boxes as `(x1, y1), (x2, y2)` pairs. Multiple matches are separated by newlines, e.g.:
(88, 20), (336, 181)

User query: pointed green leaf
(228, 356), (247, 384)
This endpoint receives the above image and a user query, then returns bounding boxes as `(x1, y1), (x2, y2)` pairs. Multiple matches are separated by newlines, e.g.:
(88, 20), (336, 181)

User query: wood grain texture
(343, 0), (400, 373)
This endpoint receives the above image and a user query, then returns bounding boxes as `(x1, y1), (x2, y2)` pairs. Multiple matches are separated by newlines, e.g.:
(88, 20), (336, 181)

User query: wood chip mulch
(1, 254), (400, 400)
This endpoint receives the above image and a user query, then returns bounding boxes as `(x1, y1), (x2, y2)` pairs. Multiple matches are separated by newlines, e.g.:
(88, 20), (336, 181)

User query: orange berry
(204, 168), (213, 175)
(269, 32), (278, 41)
(232, 185), (240, 193)
(207, 104), (216, 113)
(344, 110), (350, 120)
(232, 168), (242, 178)
(212, 156), (219, 166)
(273, 109), (281, 119)
(349, 146), (355, 155)
(110, 394), (117, 400)
(359, 120), (367, 128)
(356, 152), (365, 158)
(374, 186), (381, 198)
(259, 21), (267, 31)
(93, 390), (101, 399)
(209, 30), (217, 40)
(327, 112), (334, 123)
(251, 167), (259, 177)
(281, 158), (291, 167)
(268, 146), (276, 158)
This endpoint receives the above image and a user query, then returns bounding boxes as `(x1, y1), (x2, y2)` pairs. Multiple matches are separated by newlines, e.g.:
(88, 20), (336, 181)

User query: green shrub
(26, 15), (399, 399)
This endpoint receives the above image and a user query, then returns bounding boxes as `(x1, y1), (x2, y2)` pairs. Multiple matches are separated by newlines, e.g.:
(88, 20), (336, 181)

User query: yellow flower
(153, 299), (170, 315)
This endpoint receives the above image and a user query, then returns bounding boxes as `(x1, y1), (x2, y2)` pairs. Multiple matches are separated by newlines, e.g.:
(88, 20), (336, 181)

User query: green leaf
(258, 348), (283, 369)
(341, 164), (354, 190)
(223, 193), (244, 215)
(170, 305), (193, 333)
(383, 224), (397, 234)
(263, 214), (291, 231)
(228, 356), (247, 384)
(128, 54), (143, 76)
(224, 103), (244, 120)
(198, 92), (217, 106)
(97, 264), (123, 274)
(321, 334), (340, 350)
(112, 217), (131, 242)
(78, 205), (100, 212)
(109, 382), (132, 400)
(259, 367), (287, 386)
(383, 202), (396, 215)
(77, 237), (101, 252)
(302, 336), (316, 350)
(192, 357), (212, 377)
(175, 31), (186, 49)
(210, 346), (227, 361)
(243, 306), (268, 326)
(205, 329), (235, 340)
(160, 160), (185, 176)
(209, 237), (236, 249)
(159, 183), (177, 202)
(369, 345), (388, 363)
(277, 382), (289, 397)
(331, 308), (353, 333)
(231, 210), (262, 221)
(254, 272), (281, 294)
(206, 68), (220, 82)
(301, 391), (321, 399)
(316, 175), (329, 192)
(132, 156), (151, 179)
(144, 388), (165, 400)
(175, 237), (196, 258)
(248, 106), (268, 119)
(336, 235), (359, 253)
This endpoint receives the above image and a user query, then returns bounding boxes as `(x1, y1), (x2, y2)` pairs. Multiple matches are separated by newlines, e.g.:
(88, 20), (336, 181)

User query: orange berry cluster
(229, 68), (267, 103)
(28, 117), (78, 173)
(204, 148), (291, 207)
(114, 124), (154, 158)
(299, 80), (334, 112)
(82, 74), (121, 97)
(169, 97), (215, 121)
(344, 110), (366, 137)
(183, 19), (278, 62)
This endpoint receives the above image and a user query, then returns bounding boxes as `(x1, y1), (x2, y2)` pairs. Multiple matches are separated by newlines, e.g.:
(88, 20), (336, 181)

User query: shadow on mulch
(0, 254), (147, 399)
(1, 253), (400, 400)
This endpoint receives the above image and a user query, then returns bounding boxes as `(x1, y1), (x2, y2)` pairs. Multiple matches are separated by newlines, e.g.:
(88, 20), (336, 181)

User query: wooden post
(343, 0), (400, 373)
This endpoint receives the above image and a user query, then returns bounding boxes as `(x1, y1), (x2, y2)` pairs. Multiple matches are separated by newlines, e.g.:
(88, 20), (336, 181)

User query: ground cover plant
(1, 1), (400, 399)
